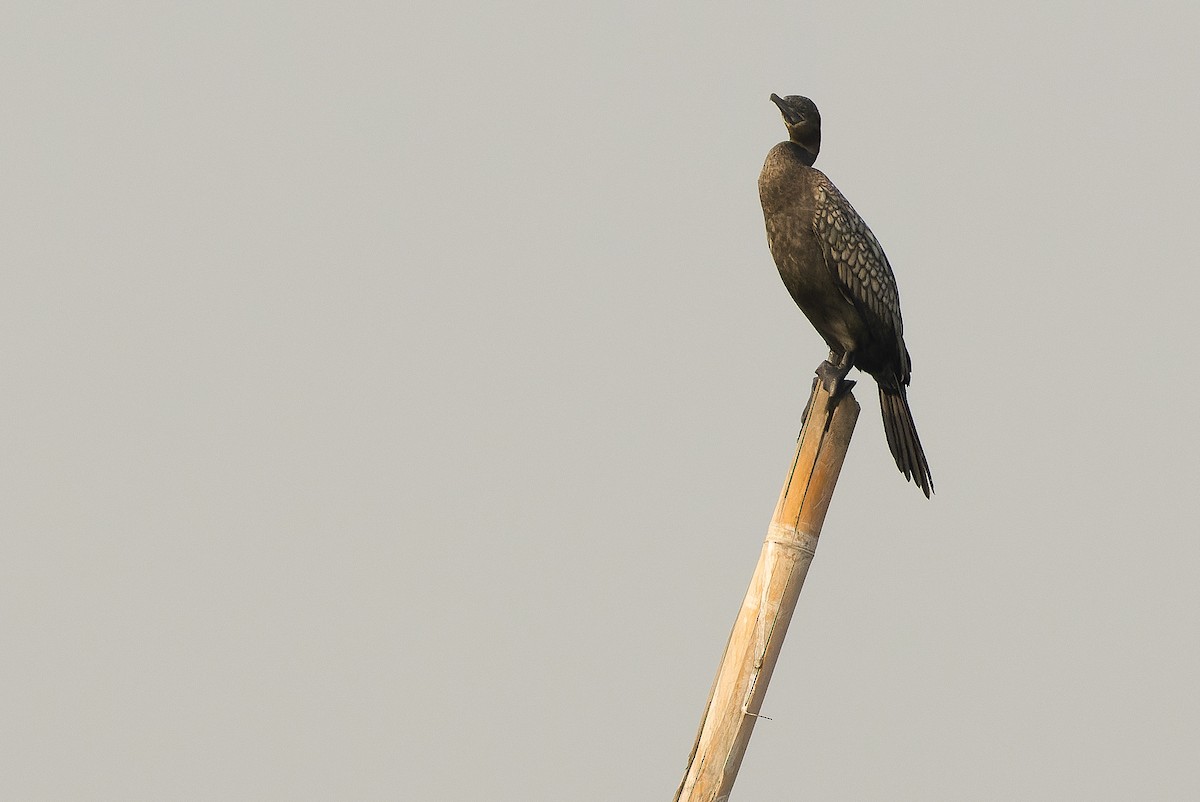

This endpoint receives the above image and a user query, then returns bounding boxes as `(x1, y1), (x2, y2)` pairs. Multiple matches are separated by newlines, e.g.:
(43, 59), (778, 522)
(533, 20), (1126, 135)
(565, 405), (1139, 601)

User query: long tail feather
(878, 386), (933, 498)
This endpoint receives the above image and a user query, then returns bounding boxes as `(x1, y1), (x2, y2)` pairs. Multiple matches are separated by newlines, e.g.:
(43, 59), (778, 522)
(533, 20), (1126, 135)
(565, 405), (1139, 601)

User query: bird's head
(770, 93), (821, 165)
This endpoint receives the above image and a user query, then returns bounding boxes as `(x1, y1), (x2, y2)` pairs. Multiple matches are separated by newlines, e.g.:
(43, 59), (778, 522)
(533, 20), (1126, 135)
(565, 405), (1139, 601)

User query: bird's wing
(811, 175), (905, 344)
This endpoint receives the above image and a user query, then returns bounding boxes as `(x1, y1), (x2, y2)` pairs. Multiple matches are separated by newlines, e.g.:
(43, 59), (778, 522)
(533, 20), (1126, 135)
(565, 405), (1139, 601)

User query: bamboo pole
(674, 380), (859, 802)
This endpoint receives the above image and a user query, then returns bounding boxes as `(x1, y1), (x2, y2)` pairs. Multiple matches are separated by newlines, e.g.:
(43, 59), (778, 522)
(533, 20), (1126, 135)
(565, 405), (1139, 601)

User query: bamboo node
(673, 384), (859, 802)
(764, 523), (819, 557)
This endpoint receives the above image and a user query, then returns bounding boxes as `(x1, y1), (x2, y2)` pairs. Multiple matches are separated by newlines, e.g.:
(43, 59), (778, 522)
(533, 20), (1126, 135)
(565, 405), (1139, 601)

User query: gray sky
(4, 2), (1199, 799)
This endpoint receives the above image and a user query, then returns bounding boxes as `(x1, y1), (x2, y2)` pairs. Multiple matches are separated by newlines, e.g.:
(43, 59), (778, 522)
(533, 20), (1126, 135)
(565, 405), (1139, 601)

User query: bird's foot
(817, 358), (857, 420)
(830, 377), (856, 403)
(798, 354), (855, 437)
(815, 358), (853, 397)
(799, 377), (856, 440)
(799, 361), (856, 435)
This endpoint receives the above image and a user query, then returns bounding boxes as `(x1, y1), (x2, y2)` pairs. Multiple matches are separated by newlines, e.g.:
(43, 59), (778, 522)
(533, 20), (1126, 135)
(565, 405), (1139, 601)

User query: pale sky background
(3, 2), (1199, 800)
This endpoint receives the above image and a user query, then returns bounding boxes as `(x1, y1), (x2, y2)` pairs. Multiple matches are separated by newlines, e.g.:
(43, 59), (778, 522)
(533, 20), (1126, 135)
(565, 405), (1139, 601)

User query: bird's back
(759, 141), (910, 386)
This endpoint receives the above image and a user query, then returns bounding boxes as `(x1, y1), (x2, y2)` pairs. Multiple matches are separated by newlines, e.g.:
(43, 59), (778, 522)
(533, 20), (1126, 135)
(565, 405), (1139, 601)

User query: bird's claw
(815, 359), (851, 396)
(815, 360), (856, 418)
(798, 362), (856, 437)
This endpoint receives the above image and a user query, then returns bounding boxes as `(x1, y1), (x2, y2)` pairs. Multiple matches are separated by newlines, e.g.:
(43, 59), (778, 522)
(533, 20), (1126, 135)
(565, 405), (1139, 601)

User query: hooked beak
(770, 93), (804, 125)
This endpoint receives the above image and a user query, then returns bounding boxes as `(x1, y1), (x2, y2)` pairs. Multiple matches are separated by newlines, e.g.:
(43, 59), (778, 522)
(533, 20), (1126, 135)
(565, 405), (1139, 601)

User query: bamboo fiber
(675, 381), (859, 801)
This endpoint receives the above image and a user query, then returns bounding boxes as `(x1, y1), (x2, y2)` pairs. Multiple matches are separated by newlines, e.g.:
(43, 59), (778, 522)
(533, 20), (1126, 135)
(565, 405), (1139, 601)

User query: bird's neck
(786, 139), (819, 167)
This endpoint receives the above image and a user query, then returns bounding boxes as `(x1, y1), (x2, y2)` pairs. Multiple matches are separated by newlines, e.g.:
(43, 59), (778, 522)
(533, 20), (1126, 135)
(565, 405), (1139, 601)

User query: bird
(759, 93), (933, 497)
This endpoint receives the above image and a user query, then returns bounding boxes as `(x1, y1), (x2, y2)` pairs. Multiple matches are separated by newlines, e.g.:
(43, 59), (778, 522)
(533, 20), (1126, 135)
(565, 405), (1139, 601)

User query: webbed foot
(815, 351), (854, 395)
(816, 353), (857, 416)
(800, 355), (856, 435)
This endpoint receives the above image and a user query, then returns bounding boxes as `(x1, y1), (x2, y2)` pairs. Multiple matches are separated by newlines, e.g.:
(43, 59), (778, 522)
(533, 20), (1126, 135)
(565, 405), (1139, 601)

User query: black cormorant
(759, 93), (933, 497)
